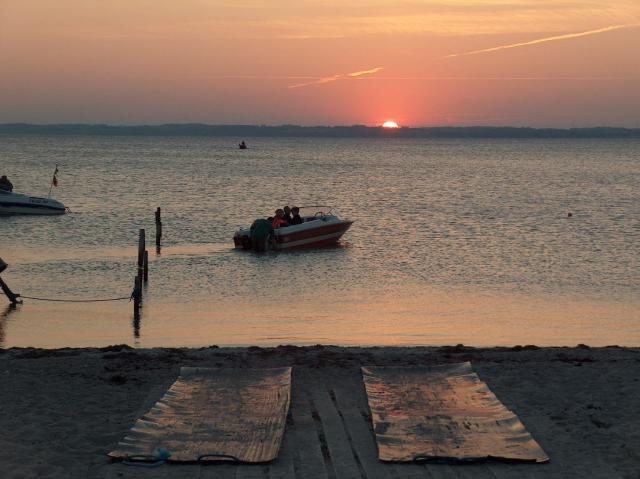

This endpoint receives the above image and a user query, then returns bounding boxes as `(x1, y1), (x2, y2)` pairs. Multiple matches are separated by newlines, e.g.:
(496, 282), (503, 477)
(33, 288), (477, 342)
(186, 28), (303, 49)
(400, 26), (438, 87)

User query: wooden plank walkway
(98, 367), (623, 479)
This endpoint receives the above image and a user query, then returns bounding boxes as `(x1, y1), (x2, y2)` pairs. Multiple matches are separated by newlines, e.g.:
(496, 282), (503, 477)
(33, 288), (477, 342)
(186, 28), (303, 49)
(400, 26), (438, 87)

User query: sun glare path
(382, 121), (399, 128)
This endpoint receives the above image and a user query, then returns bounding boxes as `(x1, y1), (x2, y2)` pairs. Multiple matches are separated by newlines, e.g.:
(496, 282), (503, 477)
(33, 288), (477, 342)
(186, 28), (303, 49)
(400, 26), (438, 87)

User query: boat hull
(0, 192), (66, 215)
(234, 216), (353, 251)
(274, 220), (352, 249)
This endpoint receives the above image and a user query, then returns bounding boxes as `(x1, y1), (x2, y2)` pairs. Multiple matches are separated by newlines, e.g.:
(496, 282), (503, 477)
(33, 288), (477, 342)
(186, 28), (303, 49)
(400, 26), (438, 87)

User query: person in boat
(290, 206), (303, 225)
(271, 209), (289, 229)
(283, 205), (292, 223)
(0, 175), (13, 192)
(239, 141), (247, 149)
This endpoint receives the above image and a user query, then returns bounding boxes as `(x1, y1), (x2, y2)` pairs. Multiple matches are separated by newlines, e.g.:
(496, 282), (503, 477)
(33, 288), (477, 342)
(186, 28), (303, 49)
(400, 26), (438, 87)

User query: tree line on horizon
(1, 123), (639, 138)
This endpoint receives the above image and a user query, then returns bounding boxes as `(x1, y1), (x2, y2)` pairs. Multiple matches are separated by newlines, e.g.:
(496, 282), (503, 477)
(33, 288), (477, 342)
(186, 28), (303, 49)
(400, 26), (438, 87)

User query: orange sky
(1, 1), (639, 126)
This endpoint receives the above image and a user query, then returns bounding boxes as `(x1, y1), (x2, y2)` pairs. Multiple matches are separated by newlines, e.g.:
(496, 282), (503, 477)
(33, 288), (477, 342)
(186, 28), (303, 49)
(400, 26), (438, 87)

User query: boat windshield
(296, 206), (334, 219)
(256, 205), (337, 224)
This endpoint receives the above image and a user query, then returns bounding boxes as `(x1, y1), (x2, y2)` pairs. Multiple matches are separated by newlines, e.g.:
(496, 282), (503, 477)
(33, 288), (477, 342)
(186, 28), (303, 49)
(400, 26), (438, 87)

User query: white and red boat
(233, 207), (353, 251)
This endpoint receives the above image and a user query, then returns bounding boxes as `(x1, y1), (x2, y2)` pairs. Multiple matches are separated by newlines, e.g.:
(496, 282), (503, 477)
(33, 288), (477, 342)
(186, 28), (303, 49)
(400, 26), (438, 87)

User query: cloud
(445, 24), (639, 58)
(288, 67), (383, 88)
(347, 67), (384, 77)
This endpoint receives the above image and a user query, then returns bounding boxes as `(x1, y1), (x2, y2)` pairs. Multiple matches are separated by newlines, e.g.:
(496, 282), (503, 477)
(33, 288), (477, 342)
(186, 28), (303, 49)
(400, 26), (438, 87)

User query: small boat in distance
(239, 141), (247, 149)
(0, 190), (66, 215)
(234, 207), (353, 251)
(0, 165), (66, 215)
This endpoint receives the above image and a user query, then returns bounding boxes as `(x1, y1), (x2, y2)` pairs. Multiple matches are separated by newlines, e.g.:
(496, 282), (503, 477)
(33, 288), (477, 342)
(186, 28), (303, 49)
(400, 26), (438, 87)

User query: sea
(1, 135), (638, 348)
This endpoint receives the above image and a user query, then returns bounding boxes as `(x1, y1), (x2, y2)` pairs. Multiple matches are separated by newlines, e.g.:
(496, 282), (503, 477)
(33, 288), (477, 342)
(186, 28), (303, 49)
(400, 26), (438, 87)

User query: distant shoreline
(1, 123), (639, 138)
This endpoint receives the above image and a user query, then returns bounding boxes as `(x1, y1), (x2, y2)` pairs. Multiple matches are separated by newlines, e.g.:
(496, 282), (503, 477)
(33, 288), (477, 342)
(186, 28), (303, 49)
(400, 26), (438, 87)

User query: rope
(197, 453), (240, 464)
(122, 455), (166, 467)
(19, 295), (131, 303)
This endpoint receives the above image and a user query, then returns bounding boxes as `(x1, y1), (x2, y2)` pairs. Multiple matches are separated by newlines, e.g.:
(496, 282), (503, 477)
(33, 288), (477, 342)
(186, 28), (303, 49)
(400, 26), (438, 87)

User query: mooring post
(0, 277), (21, 305)
(155, 207), (162, 253)
(133, 274), (141, 319)
(137, 229), (145, 297)
(143, 250), (149, 283)
(138, 229), (146, 269)
(0, 258), (21, 304)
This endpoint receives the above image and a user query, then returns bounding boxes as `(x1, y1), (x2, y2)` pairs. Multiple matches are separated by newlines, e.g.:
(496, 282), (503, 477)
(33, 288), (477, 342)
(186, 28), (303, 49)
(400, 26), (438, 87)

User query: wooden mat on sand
(362, 362), (549, 463)
(109, 367), (291, 463)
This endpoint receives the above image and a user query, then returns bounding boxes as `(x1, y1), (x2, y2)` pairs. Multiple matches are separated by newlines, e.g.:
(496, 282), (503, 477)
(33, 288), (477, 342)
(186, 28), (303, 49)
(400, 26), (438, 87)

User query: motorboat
(234, 207), (353, 251)
(0, 190), (66, 215)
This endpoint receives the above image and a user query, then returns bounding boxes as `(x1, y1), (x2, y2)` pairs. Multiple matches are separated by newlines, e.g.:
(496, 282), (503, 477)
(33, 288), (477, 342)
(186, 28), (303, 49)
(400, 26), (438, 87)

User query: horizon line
(1, 122), (639, 130)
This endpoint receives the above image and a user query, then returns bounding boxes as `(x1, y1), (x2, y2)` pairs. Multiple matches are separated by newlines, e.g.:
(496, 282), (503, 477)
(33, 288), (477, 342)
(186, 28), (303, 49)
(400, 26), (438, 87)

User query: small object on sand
(153, 447), (171, 460)
(121, 447), (171, 467)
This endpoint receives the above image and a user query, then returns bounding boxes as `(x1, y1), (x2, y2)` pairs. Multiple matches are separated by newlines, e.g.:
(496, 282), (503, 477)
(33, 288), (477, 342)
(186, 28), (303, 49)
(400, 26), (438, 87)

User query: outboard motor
(249, 219), (274, 252)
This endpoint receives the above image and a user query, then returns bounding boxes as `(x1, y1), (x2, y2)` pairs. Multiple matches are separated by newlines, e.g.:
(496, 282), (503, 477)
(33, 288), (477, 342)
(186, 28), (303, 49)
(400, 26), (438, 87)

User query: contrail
(445, 24), (638, 58)
(289, 67), (383, 88)
(347, 67), (384, 77)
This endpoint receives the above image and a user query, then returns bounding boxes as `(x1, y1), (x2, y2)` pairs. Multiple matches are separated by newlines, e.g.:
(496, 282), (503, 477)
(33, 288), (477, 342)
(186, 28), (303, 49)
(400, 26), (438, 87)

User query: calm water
(1, 135), (639, 348)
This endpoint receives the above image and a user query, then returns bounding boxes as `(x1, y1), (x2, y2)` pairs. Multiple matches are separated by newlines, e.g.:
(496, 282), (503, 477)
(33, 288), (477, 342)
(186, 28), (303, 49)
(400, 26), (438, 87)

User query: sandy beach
(0, 344), (638, 478)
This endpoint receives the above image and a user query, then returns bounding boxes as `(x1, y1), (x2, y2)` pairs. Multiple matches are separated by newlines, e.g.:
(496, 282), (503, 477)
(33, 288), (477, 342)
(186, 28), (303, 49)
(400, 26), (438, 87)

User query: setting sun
(382, 121), (399, 128)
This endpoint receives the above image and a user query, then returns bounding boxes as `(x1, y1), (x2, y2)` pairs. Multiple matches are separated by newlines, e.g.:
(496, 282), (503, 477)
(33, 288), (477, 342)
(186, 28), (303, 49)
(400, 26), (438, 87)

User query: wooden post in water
(137, 229), (145, 297)
(143, 250), (149, 283)
(0, 258), (21, 304)
(155, 207), (162, 253)
(0, 277), (21, 304)
(133, 274), (141, 319)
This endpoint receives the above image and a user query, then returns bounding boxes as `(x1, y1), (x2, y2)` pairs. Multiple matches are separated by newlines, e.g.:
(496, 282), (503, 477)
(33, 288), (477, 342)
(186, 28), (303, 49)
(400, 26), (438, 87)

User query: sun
(382, 120), (399, 128)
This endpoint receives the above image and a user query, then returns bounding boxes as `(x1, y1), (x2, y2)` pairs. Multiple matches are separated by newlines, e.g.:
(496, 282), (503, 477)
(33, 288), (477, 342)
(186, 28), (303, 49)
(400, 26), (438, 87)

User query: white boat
(234, 207), (353, 251)
(0, 190), (66, 215)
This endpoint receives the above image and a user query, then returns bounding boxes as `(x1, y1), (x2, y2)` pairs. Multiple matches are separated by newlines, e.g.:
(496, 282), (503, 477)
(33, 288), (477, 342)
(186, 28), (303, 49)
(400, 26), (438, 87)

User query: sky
(1, 0), (639, 127)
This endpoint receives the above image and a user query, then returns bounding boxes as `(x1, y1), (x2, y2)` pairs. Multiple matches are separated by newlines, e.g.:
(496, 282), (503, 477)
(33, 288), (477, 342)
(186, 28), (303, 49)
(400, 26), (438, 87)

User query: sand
(0, 344), (638, 478)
